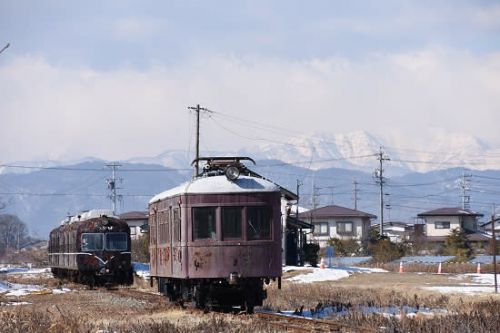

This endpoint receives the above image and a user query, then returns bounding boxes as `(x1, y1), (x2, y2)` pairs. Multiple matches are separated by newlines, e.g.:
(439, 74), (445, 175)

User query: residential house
(416, 207), (490, 246)
(299, 205), (376, 248)
(370, 221), (415, 243)
(417, 207), (483, 236)
(119, 211), (148, 240)
(480, 219), (500, 236)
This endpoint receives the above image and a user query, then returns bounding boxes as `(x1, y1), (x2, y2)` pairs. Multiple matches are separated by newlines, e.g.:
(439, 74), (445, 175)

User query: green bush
(371, 239), (404, 263)
(327, 238), (361, 256)
(303, 243), (320, 267)
(443, 228), (472, 262)
(131, 235), (150, 263)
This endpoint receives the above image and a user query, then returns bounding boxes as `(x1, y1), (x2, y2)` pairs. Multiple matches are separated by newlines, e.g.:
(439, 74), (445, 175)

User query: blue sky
(1, 1), (500, 161)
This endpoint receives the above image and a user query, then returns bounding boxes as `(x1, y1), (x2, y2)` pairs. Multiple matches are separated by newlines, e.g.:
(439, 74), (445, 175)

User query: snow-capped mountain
(3, 130), (499, 176)
(121, 130), (498, 174)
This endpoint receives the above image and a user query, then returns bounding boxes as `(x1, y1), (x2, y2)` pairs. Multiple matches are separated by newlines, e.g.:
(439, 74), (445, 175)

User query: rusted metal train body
(149, 157), (282, 312)
(48, 210), (133, 287)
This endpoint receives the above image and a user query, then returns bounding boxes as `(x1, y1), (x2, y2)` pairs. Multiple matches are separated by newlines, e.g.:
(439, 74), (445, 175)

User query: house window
(435, 221), (450, 229)
(222, 207), (242, 240)
(313, 222), (329, 236)
(193, 207), (217, 240)
(337, 221), (354, 235)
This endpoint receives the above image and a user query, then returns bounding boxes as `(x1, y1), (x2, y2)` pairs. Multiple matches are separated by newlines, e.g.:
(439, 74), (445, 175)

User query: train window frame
(173, 207), (181, 242)
(247, 206), (272, 241)
(81, 233), (104, 251)
(192, 207), (217, 241)
(105, 232), (128, 251)
(221, 206), (243, 240)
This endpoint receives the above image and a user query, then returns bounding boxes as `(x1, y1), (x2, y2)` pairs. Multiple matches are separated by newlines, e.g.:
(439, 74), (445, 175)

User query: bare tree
(0, 214), (28, 255)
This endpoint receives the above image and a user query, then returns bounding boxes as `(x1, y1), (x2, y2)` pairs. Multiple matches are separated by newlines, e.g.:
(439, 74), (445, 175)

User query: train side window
(173, 207), (181, 241)
(247, 206), (271, 240)
(81, 233), (103, 251)
(192, 207), (217, 240)
(222, 207), (242, 240)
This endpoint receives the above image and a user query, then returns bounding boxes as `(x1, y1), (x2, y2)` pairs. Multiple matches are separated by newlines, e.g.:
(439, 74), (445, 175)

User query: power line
(0, 192), (153, 197)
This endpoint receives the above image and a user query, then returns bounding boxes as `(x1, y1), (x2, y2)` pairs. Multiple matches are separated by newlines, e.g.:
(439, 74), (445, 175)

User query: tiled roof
(417, 207), (483, 217)
(298, 205), (376, 219)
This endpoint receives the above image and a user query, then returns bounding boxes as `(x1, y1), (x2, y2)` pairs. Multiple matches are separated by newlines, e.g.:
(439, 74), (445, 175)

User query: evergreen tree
(443, 228), (472, 261)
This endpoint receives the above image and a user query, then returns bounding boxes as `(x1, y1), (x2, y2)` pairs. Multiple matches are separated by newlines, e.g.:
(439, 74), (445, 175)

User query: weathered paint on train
(149, 192), (281, 279)
(48, 215), (133, 286)
(148, 162), (283, 312)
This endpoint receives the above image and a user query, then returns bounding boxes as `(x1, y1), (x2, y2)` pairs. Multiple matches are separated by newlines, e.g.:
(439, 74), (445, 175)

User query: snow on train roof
(149, 175), (280, 203)
(60, 209), (118, 225)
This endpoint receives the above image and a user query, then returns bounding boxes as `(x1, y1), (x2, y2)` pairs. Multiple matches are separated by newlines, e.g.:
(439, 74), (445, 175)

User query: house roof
(417, 207), (484, 218)
(287, 216), (313, 229)
(298, 205), (376, 219)
(119, 211), (149, 220)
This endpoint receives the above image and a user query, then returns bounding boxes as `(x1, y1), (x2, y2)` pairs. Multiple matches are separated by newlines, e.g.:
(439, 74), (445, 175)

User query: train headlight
(225, 165), (240, 181)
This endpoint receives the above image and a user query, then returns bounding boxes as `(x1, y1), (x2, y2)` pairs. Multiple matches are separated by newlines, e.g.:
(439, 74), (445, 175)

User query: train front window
(193, 207), (217, 240)
(222, 207), (242, 240)
(81, 233), (103, 251)
(106, 233), (128, 251)
(247, 206), (271, 240)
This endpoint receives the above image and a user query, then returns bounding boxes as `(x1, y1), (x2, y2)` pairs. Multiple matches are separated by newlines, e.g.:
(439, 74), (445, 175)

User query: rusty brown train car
(48, 210), (133, 288)
(148, 157), (282, 312)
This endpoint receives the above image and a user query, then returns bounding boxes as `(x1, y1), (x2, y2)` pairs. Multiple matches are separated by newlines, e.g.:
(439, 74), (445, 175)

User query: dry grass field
(1, 269), (499, 332)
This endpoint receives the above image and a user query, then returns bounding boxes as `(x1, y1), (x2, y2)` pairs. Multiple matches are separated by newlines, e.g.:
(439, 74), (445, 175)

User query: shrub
(443, 228), (472, 262)
(131, 234), (150, 263)
(371, 239), (404, 263)
(327, 238), (360, 256)
(303, 243), (320, 267)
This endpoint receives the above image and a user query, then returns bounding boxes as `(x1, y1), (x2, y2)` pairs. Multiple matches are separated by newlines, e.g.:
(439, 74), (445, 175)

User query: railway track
(254, 311), (379, 333)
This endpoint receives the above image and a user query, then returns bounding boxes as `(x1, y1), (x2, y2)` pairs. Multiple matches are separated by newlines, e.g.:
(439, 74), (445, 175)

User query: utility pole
(106, 162), (122, 215)
(459, 173), (472, 209)
(352, 180), (359, 210)
(188, 104), (213, 177)
(375, 147), (390, 236)
(296, 179), (303, 217)
(491, 213), (498, 293)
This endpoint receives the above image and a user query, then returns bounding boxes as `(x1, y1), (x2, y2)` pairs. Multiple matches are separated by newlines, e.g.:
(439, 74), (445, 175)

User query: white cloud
(1, 48), (499, 163)
(112, 17), (168, 41)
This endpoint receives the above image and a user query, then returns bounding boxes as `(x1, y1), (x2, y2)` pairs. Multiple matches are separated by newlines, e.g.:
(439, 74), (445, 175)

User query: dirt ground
(1, 270), (499, 332)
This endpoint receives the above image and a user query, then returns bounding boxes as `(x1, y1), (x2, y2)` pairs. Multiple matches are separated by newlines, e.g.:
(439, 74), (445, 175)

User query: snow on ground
(132, 262), (150, 279)
(422, 273), (500, 295)
(270, 304), (448, 320)
(284, 265), (387, 283)
(0, 265), (71, 298)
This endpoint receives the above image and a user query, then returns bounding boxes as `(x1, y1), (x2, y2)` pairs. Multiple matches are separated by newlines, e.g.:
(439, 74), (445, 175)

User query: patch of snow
(133, 262), (150, 279)
(422, 273), (499, 295)
(422, 286), (495, 294)
(285, 265), (387, 283)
